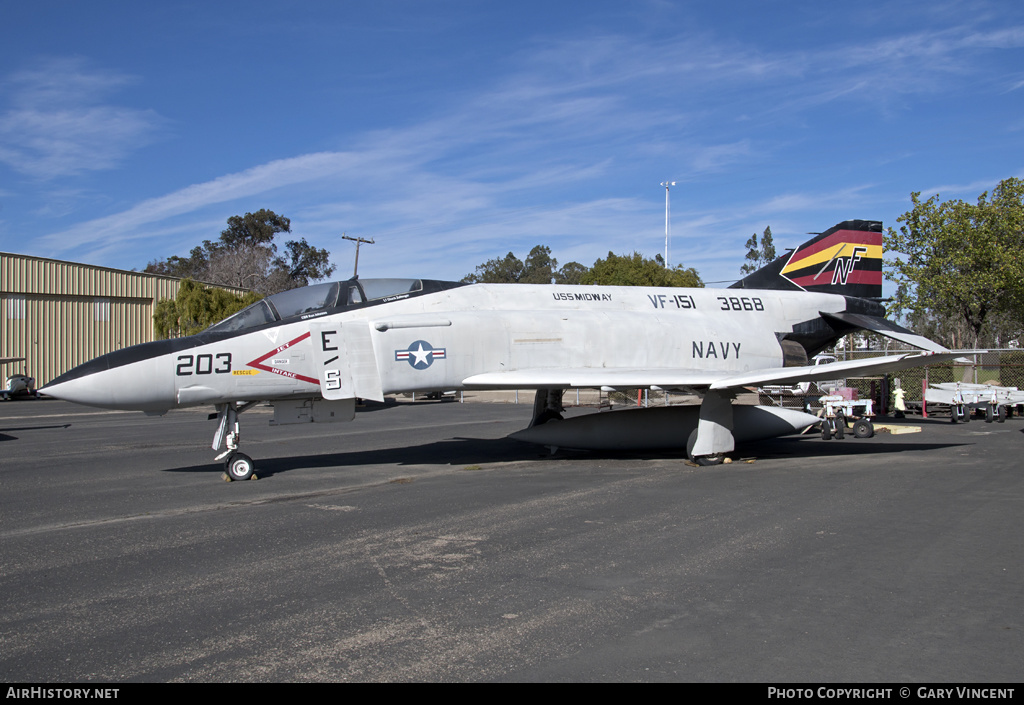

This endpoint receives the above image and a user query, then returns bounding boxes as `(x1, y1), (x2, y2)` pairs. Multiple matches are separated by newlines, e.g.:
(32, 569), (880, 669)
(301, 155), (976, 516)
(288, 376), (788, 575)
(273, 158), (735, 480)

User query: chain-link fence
(603, 388), (704, 408)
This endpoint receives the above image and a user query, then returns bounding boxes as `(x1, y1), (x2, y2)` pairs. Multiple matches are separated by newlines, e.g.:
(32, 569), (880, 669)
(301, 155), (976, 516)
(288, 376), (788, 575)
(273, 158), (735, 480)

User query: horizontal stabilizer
(820, 311), (948, 352)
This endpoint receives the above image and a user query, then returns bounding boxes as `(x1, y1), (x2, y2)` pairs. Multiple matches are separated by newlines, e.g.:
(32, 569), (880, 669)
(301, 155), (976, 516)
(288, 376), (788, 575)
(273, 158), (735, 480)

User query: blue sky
(2, 1), (1022, 287)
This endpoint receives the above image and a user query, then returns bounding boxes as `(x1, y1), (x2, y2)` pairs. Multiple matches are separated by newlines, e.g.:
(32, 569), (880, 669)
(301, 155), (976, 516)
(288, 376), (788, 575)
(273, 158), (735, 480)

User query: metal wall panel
(1, 252), (250, 387)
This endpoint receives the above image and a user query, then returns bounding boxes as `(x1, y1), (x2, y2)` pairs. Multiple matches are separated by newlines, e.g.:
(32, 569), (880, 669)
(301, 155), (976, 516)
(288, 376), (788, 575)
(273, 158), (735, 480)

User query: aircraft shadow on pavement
(0, 423), (72, 441)
(353, 399), (455, 413)
(160, 431), (971, 479)
(736, 434), (970, 461)
(162, 435), (536, 478)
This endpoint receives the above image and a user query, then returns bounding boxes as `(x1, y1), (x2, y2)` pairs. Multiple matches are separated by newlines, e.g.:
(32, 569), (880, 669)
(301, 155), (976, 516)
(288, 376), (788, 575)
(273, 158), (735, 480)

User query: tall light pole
(660, 181), (676, 268)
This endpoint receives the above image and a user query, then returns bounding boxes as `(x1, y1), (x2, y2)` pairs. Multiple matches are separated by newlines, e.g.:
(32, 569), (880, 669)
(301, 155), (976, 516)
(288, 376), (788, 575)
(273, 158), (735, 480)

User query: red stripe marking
(785, 230), (882, 270)
(247, 332), (320, 386)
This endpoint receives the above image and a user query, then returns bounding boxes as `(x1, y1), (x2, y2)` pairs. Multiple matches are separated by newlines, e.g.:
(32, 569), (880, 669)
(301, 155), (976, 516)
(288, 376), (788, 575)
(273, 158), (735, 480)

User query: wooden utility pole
(342, 234), (375, 277)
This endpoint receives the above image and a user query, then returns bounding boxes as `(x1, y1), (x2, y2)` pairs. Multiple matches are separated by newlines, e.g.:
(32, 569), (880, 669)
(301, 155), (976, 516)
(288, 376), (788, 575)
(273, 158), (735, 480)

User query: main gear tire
(686, 429), (726, 465)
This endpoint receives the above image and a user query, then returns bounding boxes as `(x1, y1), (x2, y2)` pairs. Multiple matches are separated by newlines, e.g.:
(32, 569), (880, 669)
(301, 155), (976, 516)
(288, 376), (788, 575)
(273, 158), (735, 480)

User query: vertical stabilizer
(730, 220), (883, 299)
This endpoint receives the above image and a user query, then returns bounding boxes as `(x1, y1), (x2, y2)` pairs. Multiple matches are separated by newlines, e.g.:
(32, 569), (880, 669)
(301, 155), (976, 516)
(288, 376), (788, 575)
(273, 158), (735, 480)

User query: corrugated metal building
(1, 252), (244, 387)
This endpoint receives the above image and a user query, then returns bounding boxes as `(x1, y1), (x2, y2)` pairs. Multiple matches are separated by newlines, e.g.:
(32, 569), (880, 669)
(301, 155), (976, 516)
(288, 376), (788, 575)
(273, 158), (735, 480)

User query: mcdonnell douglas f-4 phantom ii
(43, 220), (964, 480)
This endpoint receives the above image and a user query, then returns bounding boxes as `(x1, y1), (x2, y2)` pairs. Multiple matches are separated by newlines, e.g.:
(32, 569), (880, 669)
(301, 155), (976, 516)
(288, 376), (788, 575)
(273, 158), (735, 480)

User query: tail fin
(730, 220), (882, 299)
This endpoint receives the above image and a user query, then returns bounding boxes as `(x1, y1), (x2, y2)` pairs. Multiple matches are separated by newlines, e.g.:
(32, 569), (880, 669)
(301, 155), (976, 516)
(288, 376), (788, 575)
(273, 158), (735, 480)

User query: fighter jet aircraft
(43, 220), (964, 479)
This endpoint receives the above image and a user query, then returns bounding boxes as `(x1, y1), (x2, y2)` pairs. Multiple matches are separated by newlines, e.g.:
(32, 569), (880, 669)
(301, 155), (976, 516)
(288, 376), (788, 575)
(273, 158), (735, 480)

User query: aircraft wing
(462, 368), (724, 389)
(463, 351), (970, 392)
(708, 351), (970, 390)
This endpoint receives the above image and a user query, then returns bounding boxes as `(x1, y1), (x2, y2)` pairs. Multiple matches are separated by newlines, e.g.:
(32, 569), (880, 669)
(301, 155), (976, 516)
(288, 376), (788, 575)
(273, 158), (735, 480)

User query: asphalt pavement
(1, 398), (1021, 682)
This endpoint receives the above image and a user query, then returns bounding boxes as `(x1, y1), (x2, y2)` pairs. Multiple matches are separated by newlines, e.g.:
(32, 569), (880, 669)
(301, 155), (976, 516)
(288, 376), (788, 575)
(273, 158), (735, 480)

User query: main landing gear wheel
(225, 452), (255, 481)
(686, 429), (725, 466)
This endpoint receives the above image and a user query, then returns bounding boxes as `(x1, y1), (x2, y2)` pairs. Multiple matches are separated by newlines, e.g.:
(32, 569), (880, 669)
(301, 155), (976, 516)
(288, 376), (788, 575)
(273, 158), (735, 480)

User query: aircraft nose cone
(42, 343), (176, 412)
(43, 367), (118, 408)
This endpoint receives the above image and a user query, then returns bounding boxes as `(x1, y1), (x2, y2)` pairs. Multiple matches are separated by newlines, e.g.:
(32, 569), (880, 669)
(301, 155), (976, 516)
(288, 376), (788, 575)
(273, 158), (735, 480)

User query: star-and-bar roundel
(394, 340), (447, 369)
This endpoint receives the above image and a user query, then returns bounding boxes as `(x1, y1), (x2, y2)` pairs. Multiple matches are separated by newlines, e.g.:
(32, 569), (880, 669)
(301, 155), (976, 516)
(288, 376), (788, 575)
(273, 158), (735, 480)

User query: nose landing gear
(212, 401), (260, 481)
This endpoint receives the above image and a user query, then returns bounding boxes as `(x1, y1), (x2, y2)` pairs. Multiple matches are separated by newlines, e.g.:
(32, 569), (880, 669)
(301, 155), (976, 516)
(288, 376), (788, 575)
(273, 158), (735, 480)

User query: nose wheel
(225, 452), (255, 481)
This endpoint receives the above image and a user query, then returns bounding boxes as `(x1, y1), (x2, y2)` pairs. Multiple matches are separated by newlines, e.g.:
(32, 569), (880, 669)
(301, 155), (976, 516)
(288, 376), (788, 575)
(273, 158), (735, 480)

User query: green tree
(521, 245), (559, 284)
(581, 252), (703, 287)
(218, 209), (291, 250)
(740, 226), (776, 274)
(154, 279), (264, 339)
(886, 178), (1024, 348)
(277, 238), (335, 286)
(462, 251), (528, 283)
(760, 226), (776, 264)
(146, 209), (335, 295)
(145, 245), (208, 280)
(462, 245), (589, 284)
(554, 261), (589, 285)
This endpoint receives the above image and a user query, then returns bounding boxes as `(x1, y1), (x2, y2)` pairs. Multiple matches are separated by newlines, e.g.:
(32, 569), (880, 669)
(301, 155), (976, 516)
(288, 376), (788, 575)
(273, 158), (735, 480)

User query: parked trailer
(923, 382), (1024, 423)
(818, 394), (875, 439)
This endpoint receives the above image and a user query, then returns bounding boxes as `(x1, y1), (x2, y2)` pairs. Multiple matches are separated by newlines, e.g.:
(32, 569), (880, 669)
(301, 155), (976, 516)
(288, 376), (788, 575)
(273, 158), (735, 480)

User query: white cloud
(36, 151), (371, 253)
(0, 58), (164, 179)
(916, 176), (1024, 200)
(756, 185), (876, 215)
(23, 10), (1024, 284)
(689, 141), (753, 173)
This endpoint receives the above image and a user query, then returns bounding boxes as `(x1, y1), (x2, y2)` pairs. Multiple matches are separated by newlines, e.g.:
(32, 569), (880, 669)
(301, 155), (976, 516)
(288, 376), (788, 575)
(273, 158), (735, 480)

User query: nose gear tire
(225, 452), (255, 481)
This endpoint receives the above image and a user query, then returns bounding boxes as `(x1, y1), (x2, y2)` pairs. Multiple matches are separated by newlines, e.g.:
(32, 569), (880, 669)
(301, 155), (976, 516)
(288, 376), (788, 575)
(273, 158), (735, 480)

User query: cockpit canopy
(205, 278), (460, 334)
